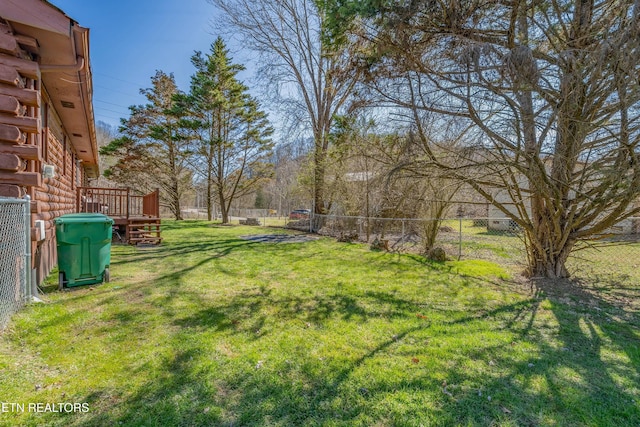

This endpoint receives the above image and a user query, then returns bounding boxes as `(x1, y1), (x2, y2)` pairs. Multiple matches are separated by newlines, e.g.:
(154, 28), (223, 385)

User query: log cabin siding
(0, 23), (41, 198)
(0, 26), (42, 282)
(0, 21), (87, 285)
(0, 5), (99, 286)
(31, 100), (84, 284)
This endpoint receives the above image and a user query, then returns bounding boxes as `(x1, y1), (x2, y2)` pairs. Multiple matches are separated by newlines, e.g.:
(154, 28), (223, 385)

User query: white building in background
(487, 182), (638, 235)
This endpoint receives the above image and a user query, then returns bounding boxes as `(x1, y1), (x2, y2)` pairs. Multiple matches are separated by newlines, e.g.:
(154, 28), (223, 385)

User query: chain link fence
(285, 214), (640, 282)
(171, 208), (640, 283)
(567, 232), (640, 285)
(297, 214), (524, 263)
(0, 197), (31, 330)
(178, 207), (283, 221)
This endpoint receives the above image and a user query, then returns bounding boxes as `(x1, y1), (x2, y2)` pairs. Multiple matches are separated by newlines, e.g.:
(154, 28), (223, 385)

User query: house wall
(488, 175), (531, 231)
(487, 200), (523, 231)
(0, 20), (85, 285)
(32, 90), (85, 283)
(0, 21), (42, 283)
(0, 20), (42, 197)
(488, 182), (639, 235)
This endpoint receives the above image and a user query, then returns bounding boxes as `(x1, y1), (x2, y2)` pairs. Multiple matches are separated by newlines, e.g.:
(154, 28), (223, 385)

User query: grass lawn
(0, 220), (639, 426)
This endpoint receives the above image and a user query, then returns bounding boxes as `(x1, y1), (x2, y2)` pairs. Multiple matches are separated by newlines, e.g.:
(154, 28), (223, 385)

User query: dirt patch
(240, 234), (318, 244)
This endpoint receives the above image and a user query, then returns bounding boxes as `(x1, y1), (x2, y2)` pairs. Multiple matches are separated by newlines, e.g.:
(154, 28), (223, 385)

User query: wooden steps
(126, 217), (162, 245)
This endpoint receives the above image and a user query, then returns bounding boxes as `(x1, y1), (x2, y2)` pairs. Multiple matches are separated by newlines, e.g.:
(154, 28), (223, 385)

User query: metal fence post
(310, 199), (316, 233)
(458, 216), (462, 260)
(24, 196), (32, 300)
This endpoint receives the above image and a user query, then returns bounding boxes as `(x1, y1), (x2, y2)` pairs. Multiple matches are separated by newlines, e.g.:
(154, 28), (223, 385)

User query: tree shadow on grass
(197, 279), (638, 425)
(38, 274), (640, 426)
(53, 283), (428, 425)
(120, 289), (534, 425)
(109, 238), (259, 267)
(136, 294), (547, 425)
(171, 285), (430, 337)
(70, 326), (435, 427)
(439, 278), (640, 426)
(69, 349), (223, 427)
(540, 281), (639, 424)
(35, 238), (261, 333)
(37, 226), (640, 426)
(564, 274), (640, 314)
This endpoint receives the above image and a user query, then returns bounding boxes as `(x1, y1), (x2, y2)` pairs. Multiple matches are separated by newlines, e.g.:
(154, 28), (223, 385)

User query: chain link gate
(0, 197), (31, 330)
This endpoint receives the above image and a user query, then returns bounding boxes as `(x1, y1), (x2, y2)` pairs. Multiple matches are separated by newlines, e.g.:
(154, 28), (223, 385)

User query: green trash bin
(54, 213), (114, 289)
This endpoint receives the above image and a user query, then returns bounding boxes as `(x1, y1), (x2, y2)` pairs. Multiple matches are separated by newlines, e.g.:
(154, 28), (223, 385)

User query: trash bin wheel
(104, 267), (110, 283)
(58, 272), (65, 290)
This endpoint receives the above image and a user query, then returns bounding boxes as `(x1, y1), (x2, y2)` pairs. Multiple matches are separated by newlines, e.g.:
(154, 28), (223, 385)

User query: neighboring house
(0, 0), (99, 284)
(481, 165), (528, 231)
(487, 178), (639, 234)
(487, 188), (526, 232)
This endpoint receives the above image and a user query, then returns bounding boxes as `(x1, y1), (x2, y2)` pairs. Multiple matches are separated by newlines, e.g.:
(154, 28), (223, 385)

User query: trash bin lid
(54, 213), (114, 225)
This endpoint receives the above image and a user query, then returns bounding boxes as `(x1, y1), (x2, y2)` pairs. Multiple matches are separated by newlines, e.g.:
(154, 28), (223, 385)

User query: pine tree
(101, 71), (191, 220)
(177, 37), (273, 223)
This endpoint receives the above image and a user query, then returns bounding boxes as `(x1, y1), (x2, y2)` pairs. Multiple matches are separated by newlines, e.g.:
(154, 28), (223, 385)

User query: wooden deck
(77, 187), (162, 245)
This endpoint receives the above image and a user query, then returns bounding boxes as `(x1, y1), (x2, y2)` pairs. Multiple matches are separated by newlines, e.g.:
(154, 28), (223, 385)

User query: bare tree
(377, 128), (462, 253)
(328, 115), (462, 250)
(209, 0), (361, 214)
(265, 140), (312, 215)
(93, 121), (118, 188)
(328, 0), (640, 278)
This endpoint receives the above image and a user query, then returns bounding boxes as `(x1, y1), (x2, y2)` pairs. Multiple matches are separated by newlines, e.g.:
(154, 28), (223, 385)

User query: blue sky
(49, 0), (249, 130)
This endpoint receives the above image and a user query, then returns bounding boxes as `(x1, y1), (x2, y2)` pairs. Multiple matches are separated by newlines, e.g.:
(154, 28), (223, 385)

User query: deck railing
(143, 189), (160, 217)
(77, 187), (129, 217)
(77, 187), (159, 218)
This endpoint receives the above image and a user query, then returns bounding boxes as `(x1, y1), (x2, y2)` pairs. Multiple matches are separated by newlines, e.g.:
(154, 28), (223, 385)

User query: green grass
(0, 220), (639, 426)
(449, 220), (640, 289)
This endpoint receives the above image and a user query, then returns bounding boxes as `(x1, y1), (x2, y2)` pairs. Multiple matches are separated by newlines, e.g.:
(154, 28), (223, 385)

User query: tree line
(101, 38), (273, 224)
(319, 0), (640, 278)
(103, 0), (640, 279)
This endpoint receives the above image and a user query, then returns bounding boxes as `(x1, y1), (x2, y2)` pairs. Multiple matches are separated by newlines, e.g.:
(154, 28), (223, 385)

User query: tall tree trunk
(219, 188), (229, 224)
(526, 230), (575, 278)
(170, 173), (183, 220)
(173, 183), (183, 220)
(206, 149), (214, 221)
(517, 0), (573, 278)
(313, 142), (327, 215)
(207, 170), (213, 222)
(167, 130), (183, 221)
(525, 0), (593, 278)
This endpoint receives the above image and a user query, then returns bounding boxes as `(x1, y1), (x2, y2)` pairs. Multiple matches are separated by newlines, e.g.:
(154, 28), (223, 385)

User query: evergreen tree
(177, 37), (273, 223)
(101, 71), (191, 220)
